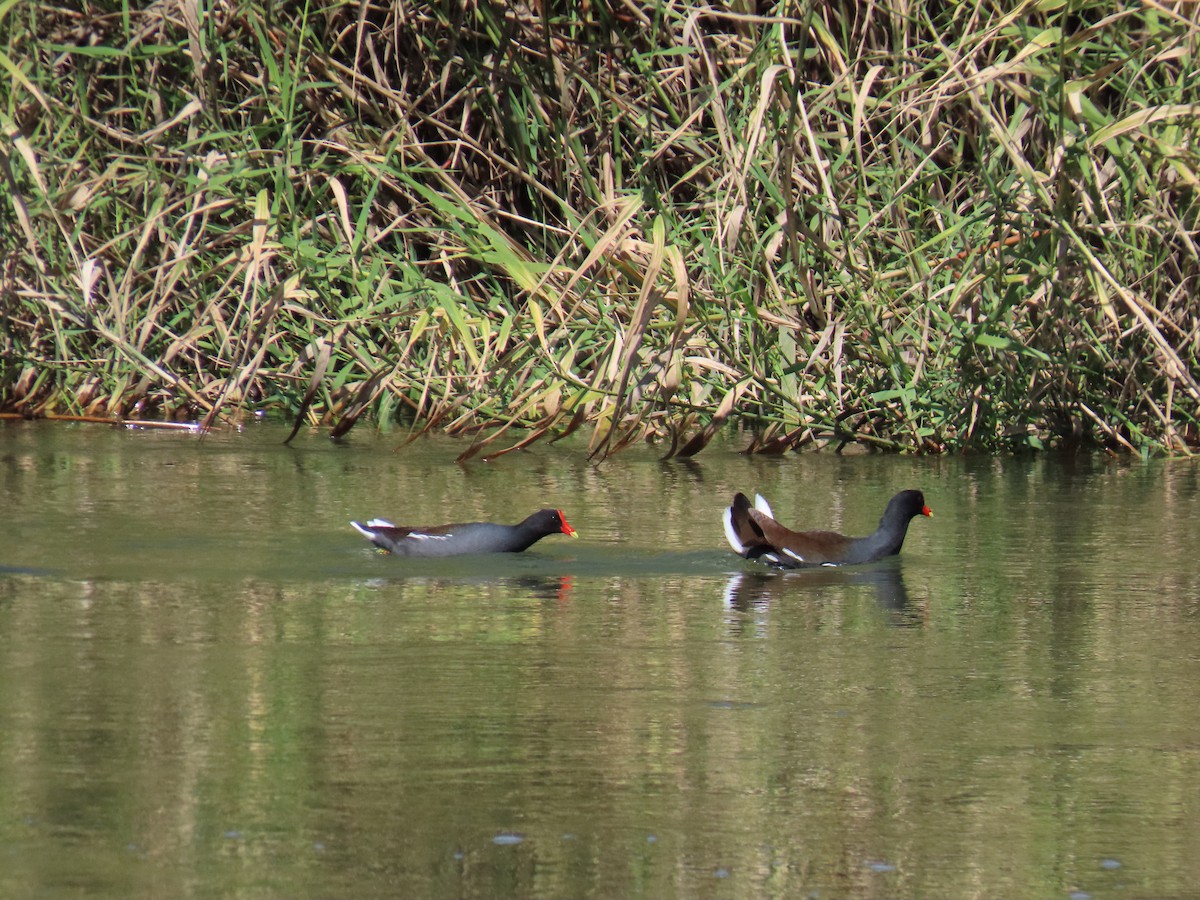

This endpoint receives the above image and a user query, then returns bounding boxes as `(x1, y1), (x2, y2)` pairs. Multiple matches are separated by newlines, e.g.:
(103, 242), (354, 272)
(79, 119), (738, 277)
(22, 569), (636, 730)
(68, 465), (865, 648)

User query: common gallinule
(351, 508), (578, 557)
(723, 490), (931, 568)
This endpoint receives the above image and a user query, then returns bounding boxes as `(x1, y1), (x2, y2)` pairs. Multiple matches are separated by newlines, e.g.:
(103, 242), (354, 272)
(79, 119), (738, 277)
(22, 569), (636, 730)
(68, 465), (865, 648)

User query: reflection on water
(2, 423), (1200, 899)
(722, 561), (919, 624)
(358, 573), (575, 603)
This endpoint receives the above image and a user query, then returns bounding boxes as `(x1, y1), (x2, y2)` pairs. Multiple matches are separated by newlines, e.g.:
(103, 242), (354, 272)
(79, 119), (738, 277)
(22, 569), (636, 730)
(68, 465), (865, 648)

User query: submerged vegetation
(1, 1), (1199, 458)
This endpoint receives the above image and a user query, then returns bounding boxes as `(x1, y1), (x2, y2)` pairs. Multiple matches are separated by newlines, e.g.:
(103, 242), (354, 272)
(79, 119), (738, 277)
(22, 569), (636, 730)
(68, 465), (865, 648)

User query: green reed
(1, 1), (1197, 457)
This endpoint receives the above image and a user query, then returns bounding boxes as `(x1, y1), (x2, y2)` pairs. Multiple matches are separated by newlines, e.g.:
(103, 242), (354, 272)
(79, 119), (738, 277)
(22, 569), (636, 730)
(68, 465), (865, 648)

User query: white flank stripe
(365, 518), (395, 528)
(782, 548), (805, 562)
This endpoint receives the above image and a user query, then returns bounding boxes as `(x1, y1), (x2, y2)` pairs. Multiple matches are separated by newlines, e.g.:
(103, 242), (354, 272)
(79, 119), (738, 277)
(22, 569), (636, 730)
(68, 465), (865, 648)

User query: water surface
(1, 422), (1198, 899)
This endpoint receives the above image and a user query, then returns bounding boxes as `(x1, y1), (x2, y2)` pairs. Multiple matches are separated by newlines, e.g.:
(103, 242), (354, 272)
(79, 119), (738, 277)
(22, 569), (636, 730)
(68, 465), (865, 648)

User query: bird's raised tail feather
(723, 492), (770, 557)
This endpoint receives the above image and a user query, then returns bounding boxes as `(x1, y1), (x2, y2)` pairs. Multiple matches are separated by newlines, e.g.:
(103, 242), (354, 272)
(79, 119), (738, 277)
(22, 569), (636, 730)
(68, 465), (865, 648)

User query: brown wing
(365, 519), (464, 539)
(748, 511), (853, 566)
(351, 518), (461, 553)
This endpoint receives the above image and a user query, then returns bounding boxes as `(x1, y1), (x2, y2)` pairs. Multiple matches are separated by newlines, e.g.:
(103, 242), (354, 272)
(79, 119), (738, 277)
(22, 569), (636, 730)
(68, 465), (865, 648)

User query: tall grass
(1, 1), (1198, 457)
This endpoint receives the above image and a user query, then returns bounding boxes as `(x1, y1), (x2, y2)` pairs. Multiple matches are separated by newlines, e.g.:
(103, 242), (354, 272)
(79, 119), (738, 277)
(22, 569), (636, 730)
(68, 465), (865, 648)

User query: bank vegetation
(2, 1), (1199, 458)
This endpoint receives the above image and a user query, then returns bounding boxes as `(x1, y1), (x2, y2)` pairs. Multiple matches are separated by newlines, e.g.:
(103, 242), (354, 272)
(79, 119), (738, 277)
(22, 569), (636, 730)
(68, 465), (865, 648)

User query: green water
(1, 422), (1198, 899)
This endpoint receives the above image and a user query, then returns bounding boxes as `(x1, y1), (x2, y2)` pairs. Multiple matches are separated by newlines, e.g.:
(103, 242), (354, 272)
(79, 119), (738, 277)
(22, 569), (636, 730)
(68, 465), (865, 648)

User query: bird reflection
(722, 562), (919, 626)
(519, 574), (573, 604)
(356, 573), (573, 603)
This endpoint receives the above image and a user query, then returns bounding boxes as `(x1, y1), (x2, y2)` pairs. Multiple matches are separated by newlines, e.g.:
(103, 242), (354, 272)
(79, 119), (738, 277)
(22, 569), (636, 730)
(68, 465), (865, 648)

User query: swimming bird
(351, 508), (578, 557)
(723, 490), (931, 568)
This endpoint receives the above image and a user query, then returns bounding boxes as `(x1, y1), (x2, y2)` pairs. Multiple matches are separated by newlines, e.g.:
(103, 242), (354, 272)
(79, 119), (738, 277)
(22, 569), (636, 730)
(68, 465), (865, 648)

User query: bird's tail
(723, 492), (770, 557)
